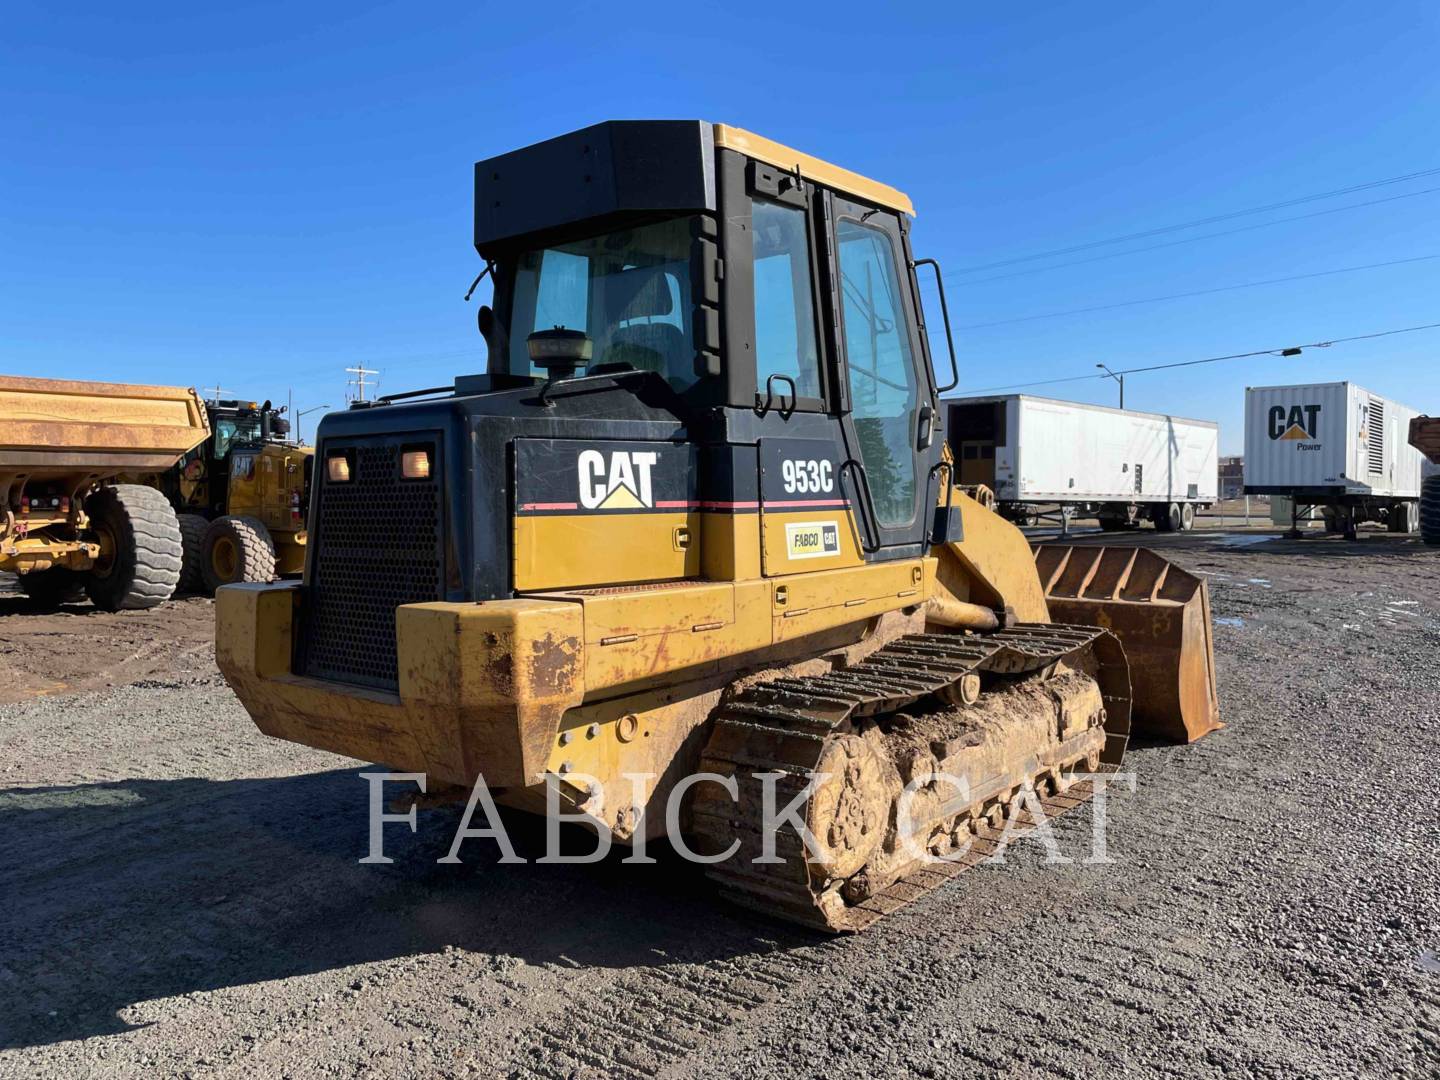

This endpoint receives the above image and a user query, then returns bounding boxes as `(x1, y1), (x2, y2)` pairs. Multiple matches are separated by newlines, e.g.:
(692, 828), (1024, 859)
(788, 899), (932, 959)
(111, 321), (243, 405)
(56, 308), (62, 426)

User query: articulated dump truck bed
(0, 374), (210, 475)
(1410, 417), (1440, 465)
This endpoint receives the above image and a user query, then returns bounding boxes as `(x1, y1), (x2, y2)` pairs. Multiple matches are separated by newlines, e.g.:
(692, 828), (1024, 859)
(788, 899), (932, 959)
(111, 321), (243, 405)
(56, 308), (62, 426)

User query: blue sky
(3, 2), (1437, 452)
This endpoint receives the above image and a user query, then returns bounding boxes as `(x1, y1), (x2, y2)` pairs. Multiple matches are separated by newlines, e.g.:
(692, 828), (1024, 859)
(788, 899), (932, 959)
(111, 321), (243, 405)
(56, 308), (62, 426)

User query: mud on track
(1, 532), (1438, 1078)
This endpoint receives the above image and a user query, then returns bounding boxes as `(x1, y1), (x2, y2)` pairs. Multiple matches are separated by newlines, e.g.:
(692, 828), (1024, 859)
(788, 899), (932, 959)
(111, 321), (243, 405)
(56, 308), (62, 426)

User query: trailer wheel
(1181, 504), (1196, 531)
(1152, 503), (1182, 532)
(1386, 501), (1415, 534)
(82, 484), (184, 611)
(1421, 477), (1440, 546)
(202, 515), (277, 592)
(177, 513), (209, 594)
(18, 567), (87, 608)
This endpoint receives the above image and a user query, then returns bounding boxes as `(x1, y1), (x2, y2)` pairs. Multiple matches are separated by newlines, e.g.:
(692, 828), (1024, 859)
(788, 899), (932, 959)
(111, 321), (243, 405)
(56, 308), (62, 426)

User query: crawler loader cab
(464, 122), (953, 596)
(217, 121), (1221, 931)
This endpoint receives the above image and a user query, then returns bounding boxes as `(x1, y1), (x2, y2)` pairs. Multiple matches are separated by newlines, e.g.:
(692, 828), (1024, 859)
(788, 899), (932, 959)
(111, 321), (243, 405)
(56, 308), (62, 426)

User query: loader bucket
(1034, 545), (1222, 743)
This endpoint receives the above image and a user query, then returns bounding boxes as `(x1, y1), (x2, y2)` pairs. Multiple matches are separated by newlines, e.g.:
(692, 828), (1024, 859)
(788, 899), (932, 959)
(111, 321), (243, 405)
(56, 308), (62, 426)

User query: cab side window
(752, 199), (822, 400)
(214, 419), (238, 459)
(836, 217), (919, 527)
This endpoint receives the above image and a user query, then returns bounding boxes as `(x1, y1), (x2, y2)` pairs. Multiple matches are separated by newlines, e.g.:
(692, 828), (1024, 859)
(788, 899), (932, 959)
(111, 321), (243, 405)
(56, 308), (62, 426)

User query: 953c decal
(785, 520), (841, 560)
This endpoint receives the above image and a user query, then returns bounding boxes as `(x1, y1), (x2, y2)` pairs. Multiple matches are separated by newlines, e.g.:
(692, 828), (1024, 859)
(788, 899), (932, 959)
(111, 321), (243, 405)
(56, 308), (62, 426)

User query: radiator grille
(300, 439), (443, 690)
(1367, 400), (1385, 474)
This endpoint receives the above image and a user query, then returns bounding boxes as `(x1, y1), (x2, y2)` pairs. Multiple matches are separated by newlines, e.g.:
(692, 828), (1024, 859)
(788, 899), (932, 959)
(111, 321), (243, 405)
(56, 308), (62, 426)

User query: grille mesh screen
(1368, 400), (1385, 474)
(301, 440), (443, 689)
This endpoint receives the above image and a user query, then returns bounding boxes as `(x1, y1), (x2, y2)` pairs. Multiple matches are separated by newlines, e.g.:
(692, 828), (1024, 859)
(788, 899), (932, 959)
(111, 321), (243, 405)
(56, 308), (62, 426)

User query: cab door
(825, 195), (940, 557)
(726, 158), (869, 578)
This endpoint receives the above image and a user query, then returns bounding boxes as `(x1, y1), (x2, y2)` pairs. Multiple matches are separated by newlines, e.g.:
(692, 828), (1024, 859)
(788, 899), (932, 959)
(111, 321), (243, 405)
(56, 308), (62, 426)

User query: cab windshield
(503, 216), (697, 392)
(214, 417), (262, 459)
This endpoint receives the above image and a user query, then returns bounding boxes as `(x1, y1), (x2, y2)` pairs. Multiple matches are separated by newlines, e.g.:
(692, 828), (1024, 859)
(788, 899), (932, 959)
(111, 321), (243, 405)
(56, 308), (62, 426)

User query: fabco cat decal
(785, 520), (841, 560)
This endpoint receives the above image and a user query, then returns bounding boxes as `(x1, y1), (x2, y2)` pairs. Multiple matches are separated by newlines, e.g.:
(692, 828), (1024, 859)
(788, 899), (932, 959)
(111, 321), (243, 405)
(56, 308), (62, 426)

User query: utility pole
(345, 366), (379, 403)
(1096, 363), (1125, 409)
(203, 385), (233, 406)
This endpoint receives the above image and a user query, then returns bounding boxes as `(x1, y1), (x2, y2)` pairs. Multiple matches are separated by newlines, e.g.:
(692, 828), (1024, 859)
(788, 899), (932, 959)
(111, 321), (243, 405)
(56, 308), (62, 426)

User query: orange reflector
(327, 454), (351, 482)
(401, 450), (430, 479)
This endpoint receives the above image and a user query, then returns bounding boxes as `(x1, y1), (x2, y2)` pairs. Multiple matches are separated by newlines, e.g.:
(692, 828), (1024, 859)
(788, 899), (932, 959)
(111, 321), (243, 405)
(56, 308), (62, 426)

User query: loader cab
(178, 400), (290, 517)
(475, 121), (950, 577)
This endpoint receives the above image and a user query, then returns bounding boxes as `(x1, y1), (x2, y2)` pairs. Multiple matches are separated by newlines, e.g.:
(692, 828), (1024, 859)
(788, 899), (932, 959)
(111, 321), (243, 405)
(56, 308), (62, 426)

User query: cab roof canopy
(473, 120), (913, 253)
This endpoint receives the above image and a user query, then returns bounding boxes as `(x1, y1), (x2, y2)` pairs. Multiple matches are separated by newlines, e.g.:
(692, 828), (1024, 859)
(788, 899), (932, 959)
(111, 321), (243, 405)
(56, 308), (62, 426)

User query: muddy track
(694, 624), (1129, 931)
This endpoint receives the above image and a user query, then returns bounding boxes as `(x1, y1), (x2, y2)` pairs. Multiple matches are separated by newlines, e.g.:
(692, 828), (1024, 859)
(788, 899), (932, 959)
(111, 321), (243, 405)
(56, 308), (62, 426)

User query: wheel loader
(1, 375), (209, 610)
(217, 121), (1221, 931)
(139, 398), (314, 593)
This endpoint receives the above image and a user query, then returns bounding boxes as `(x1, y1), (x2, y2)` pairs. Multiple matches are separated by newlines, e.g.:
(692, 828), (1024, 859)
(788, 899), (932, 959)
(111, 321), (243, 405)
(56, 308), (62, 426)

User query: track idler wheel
(804, 733), (893, 882)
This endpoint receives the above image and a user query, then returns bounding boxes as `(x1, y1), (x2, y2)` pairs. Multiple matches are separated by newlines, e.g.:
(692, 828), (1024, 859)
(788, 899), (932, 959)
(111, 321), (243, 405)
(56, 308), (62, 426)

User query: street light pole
(1096, 363), (1125, 409)
(295, 405), (331, 445)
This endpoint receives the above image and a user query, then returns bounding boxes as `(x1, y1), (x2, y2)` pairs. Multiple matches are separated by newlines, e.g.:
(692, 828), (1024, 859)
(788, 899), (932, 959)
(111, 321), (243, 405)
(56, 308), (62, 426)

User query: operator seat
(598, 266), (687, 382)
(601, 323), (686, 380)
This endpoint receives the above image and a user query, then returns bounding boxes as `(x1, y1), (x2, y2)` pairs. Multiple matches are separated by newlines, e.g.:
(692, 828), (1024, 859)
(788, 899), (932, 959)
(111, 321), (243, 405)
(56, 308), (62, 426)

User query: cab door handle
(917, 402), (935, 450)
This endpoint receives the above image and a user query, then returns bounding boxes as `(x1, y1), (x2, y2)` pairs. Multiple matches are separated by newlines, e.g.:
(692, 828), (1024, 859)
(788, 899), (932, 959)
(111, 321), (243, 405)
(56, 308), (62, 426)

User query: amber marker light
(401, 449), (431, 479)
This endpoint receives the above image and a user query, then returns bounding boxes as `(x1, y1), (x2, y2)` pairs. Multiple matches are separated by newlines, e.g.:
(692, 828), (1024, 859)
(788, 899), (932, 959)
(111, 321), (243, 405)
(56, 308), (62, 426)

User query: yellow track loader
(218, 122), (1221, 930)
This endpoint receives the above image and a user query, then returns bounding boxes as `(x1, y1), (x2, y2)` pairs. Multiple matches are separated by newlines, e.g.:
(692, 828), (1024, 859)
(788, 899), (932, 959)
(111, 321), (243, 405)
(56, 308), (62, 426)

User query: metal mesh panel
(1368, 400), (1386, 474)
(301, 439), (443, 689)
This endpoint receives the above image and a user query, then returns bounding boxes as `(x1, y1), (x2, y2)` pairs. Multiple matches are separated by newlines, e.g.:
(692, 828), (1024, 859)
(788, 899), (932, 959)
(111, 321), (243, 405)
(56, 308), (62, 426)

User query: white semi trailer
(946, 394), (1219, 532)
(1244, 381), (1427, 539)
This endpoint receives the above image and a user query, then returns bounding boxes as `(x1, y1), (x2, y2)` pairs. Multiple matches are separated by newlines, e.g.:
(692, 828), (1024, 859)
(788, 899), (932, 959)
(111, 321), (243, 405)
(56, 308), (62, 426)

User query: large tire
(18, 567), (87, 608)
(177, 513), (209, 594)
(1181, 503), (1196, 531)
(1387, 501), (1415, 534)
(1421, 476), (1440, 546)
(82, 484), (183, 611)
(1152, 502), (1182, 532)
(201, 515), (277, 592)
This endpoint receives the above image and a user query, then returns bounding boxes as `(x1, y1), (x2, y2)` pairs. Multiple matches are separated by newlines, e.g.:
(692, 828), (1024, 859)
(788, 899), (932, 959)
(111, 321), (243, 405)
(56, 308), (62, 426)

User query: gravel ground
(1, 532), (1438, 1078)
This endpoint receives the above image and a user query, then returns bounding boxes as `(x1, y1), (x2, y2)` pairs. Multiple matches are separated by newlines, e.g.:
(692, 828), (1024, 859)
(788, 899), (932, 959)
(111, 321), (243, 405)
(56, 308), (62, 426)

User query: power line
(280, 347), (482, 382)
(937, 184), (1440, 288)
(956, 253), (1440, 331)
(945, 165), (1440, 276)
(952, 320), (1440, 396)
